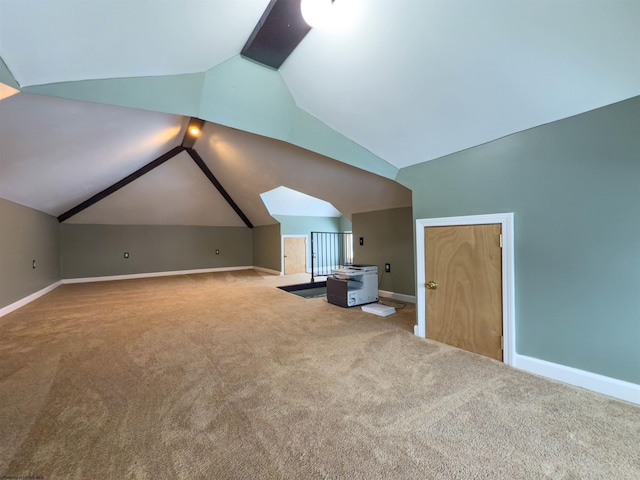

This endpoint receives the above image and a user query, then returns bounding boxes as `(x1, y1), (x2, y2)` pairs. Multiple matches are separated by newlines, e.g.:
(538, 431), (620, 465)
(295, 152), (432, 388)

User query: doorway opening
(283, 236), (307, 275)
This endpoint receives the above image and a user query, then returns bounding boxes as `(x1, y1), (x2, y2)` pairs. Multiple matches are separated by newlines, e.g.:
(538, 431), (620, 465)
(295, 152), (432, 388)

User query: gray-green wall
(252, 224), (281, 272)
(60, 224), (252, 279)
(0, 198), (60, 308)
(396, 96), (640, 384)
(339, 216), (353, 232)
(352, 207), (415, 297)
(273, 215), (342, 236)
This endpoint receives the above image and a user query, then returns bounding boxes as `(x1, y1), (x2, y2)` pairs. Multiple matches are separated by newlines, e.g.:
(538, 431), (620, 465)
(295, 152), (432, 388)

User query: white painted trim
(0, 281), (62, 317)
(415, 213), (516, 366)
(252, 266), (282, 276)
(378, 290), (416, 304)
(514, 354), (640, 405)
(62, 266), (254, 284)
(281, 234), (309, 275)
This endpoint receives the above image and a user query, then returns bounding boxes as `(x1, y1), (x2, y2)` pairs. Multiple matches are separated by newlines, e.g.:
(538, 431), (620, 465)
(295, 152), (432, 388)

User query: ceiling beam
(241, 0), (311, 69)
(185, 148), (254, 229)
(181, 117), (205, 149)
(57, 145), (185, 223)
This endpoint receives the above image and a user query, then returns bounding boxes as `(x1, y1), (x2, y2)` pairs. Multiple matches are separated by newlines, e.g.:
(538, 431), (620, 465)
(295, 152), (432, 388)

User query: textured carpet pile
(0, 270), (638, 479)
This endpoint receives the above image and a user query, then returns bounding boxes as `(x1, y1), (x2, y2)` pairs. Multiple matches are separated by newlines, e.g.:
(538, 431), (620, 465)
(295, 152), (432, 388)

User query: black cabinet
(327, 277), (349, 307)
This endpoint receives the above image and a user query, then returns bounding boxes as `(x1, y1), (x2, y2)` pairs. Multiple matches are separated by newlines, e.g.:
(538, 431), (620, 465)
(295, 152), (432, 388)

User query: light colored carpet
(0, 270), (638, 479)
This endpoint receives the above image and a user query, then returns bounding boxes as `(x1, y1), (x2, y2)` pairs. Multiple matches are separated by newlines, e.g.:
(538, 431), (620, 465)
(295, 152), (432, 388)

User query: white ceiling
(281, 0), (640, 167)
(191, 120), (411, 225)
(0, 0), (638, 226)
(1, 0), (637, 169)
(66, 151), (248, 227)
(0, 91), (410, 226)
(0, 92), (185, 215)
(0, 0), (270, 87)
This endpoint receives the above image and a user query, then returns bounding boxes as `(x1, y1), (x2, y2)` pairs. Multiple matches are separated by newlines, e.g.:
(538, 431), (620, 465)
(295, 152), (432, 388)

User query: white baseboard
(2, 266), (278, 317)
(61, 266), (255, 284)
(0, 281), (62, 318)
(252, 266), (282, 276)
(514, 354), (640, 405)
(378, 290), (416, 304)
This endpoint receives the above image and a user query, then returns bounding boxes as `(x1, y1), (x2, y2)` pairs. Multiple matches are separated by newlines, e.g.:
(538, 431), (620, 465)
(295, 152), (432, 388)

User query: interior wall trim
(253, 266), (283, 276)
(0, 281), (62, 318)
(415, 212), (516, 366)
(514, 354), (640, 405)
(61, 266), (255, 284)
(378, 290), (416, 304)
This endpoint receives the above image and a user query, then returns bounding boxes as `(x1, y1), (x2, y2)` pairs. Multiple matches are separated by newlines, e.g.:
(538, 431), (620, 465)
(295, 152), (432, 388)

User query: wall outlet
(359, 237), (364, 246)
(385, 263), (391, 272)
(124, 252), (129, 259)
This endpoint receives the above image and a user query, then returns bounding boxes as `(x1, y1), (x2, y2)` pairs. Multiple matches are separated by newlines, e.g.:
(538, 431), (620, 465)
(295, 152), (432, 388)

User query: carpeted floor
(1, 270), (638, 479)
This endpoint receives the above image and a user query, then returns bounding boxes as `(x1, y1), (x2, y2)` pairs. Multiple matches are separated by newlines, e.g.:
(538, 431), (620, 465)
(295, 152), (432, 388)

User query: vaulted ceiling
(1, 0), (638, 227)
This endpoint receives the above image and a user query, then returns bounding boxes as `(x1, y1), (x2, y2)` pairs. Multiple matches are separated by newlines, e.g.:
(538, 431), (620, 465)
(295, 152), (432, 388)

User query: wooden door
(284, 237), (307, 274)
(424, 224), (503, 361)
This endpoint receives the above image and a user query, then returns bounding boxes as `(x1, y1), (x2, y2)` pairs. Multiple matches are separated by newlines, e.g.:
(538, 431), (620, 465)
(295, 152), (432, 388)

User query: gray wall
(0, 198), (60, 308)
(60, 224), (252, 278)
(352, 207), (415, 296)
(396, 96), (640, 384)
(252, 223), (281, 272)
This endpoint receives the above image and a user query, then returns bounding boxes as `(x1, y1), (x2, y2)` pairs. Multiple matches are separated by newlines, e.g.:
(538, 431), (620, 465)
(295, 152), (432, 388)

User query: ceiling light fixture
(182, 117), (205, 149)
(300, 0), (335, 28)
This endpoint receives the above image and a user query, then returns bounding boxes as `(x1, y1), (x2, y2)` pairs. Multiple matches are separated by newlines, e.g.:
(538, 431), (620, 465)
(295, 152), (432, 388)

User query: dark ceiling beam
(57, 145), (185, 223)
(241, 0), (311, 69)
(185, 148), (254, 229)
(181, 117), (205, 149)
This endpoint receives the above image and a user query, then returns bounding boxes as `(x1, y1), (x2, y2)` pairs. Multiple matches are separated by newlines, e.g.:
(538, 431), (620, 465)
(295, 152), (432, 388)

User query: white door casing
(415, 213), (515, 366)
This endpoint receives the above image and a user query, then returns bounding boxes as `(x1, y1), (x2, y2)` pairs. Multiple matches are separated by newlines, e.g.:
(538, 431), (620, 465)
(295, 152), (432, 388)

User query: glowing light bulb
(301, 0), (334, 28)
(189, 126), (201, 137)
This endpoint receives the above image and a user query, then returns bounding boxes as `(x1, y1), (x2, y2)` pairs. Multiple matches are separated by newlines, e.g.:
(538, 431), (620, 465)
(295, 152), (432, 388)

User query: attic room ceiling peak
(0, 0), (638, 173)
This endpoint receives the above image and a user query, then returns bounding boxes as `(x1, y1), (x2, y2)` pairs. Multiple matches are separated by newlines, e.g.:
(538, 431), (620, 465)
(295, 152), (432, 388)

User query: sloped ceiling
(0, 0), (269, 87)
(0, 91), (411, 226)
(64, 151), (249, 227)
(281, 1), (640, 167)
(192, 121), (411, 226)
(0, 0), (638, 227)
(0, 92), (185, 215)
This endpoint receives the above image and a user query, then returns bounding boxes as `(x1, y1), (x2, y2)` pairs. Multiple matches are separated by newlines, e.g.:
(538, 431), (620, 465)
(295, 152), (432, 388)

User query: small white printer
(327, 265), (378, 307)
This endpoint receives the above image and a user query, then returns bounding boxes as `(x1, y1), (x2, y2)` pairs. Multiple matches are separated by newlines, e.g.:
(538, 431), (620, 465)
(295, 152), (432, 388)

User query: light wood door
(284, 237), (306, 274)
(424, 224), (503, 361)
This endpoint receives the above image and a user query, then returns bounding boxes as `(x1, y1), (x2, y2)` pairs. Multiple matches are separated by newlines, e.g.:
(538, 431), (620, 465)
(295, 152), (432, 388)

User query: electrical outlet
(385, 263), (391, 272)
(359, 237), (364, 246)
(124, 252), (129, 259)
(215, 249), (220, 255)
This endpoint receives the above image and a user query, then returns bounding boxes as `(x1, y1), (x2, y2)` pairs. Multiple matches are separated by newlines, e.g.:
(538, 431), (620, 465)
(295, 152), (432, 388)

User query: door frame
(416, 213), (515, 366)
(281, 235), (309, 275)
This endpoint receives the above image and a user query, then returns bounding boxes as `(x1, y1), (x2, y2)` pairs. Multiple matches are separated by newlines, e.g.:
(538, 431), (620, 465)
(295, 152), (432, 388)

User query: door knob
(426, 280), (438, 289)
